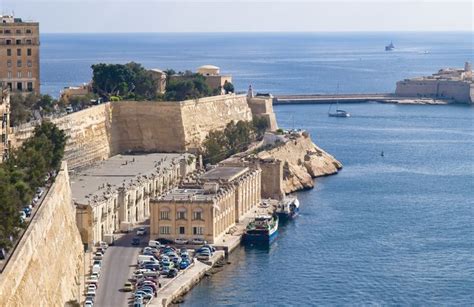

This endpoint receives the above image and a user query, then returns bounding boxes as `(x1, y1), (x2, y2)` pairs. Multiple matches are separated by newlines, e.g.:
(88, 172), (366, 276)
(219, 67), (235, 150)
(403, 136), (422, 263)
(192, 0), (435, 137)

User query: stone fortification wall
(257, 132), (342, 193)
(111, 101), (186, 153)
(395, 79), (473, 104)
(11, 103), (113, 169)
(180, 94), (253, 151)
(247, 96), (278, 131)
(0, 162), (84, 307)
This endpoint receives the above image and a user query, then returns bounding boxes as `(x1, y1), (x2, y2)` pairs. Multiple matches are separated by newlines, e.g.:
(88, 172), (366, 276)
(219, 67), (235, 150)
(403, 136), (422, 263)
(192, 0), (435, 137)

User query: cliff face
(257, 132), (342, 193)
(0, 162), (83, 306)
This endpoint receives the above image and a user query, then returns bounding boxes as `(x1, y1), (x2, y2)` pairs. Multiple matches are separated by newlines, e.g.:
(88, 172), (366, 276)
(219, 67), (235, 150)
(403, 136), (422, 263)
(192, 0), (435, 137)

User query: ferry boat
(244, 214), (279, 245)
(385, 41), (395, 51)
(275, 196), (300, 221)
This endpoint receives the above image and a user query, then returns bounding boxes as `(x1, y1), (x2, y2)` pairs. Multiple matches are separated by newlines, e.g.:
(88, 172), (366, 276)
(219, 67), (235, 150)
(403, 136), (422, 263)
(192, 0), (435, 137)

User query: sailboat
(328, 84), (350, 118)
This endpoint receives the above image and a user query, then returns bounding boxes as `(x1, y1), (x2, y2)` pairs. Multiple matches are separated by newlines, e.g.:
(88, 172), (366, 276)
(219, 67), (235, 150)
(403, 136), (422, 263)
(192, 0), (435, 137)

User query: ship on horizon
(385, 41), (395, 51)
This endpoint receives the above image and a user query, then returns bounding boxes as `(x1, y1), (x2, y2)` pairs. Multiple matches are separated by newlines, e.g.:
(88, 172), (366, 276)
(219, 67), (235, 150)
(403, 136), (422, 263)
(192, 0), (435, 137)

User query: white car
(191, 238), (205, 245)
(137, 227), (147, 236)
(86, 289), (96, 297)
(93, 252), (103, 260)
(174, 238), (188, 245)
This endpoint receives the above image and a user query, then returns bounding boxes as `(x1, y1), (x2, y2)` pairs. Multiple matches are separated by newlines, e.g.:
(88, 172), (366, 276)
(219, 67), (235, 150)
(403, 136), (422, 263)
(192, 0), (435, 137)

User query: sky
(0, 0), (472, 33)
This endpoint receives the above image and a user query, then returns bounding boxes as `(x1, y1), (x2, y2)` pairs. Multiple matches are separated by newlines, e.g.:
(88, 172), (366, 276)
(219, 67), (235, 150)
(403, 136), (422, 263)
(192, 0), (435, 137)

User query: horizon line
(40, 30), (474, 34)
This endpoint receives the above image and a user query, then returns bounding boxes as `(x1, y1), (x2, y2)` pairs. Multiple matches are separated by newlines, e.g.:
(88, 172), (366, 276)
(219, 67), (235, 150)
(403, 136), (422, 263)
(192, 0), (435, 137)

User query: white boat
(276, 196), (300, 221)
(328, 84), (350, 118)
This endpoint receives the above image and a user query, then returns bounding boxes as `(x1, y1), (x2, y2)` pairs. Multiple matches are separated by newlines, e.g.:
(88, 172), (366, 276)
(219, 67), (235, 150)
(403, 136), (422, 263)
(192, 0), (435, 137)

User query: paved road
(95, 225), (149, 307)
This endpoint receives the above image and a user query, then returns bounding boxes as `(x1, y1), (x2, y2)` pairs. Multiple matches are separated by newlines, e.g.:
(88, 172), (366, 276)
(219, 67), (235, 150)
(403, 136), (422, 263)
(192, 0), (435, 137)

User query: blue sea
(40, 32), (474, 305)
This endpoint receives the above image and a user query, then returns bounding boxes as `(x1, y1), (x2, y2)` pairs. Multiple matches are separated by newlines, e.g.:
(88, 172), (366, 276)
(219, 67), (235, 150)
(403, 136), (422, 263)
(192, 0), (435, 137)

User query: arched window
(177, 207), (187, 220)
(160, 207), (170, 220)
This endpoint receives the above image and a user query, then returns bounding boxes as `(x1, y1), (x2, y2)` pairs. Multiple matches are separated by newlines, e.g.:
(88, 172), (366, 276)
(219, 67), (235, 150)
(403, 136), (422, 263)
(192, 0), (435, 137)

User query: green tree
(223, 81), (235, 94)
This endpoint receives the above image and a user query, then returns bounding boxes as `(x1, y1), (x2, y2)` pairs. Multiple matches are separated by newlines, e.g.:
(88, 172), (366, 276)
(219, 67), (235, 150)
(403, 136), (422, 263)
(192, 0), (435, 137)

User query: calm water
(39, 33), (474, 305)
(40, 32), (473, 97)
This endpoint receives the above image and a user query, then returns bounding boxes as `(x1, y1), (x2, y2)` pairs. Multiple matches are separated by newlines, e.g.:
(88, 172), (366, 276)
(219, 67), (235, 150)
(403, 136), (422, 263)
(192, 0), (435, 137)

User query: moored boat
(276, 196), (300, 221)
(244, 214), (279, 245)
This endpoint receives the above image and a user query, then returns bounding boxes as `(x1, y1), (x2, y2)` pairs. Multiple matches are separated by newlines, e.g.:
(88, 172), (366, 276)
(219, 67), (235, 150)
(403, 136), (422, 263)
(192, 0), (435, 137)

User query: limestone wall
(395, 79), (473, 104)
(247, 97), (278, 131)
(180, 94), (253, 151)
(0, 162), (84, 307)
(257, 132), (342, 193)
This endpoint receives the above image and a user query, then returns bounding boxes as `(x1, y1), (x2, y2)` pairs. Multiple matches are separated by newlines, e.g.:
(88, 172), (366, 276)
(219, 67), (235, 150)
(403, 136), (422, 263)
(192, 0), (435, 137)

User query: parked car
(19, 211), (27, 222)
(191, 238), (205, 245)
(180, 259), (191, 270)
(36, 187), (45, 197)
(23, 207), (32, 217)
(86, 275), (99, 284)
(132, 237), (140, 246)
(93, 252), (103, 260)
(155, 237), (174, 245)
(167, 268), (178, 278)
(32, 195), (40, 204)
(123, 282), (133, 292)
(135, 291), (153, 299)
(93, 260), (102, 267)
(86, 288), (96, 297)
(137, 227), (147, 236)
(197, 250), (211, 261)
(0, 248), (6, 260)
(174, 238), (188, 245)
(148, 240), (163, 248)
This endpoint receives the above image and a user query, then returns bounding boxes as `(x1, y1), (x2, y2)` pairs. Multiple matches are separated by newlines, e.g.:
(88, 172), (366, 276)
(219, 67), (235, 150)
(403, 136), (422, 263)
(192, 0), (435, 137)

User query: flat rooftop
(200, 166), (248, 182)
(158, 188), (217, 202)
(71, 153), (189, 205)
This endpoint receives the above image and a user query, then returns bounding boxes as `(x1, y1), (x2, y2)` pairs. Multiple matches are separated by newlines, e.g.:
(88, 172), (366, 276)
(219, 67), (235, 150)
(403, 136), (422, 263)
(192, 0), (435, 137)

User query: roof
(71, 153), (190, 205)
(200, 166), (248, 182)
(198, 65), (220, 70)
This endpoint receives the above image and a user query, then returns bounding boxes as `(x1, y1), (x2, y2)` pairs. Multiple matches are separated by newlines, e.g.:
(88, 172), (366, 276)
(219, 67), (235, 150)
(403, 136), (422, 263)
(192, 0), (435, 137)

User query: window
(27, 49), (31, 56)
(27, 60), (32, 67)
(17, 49), (21, 56)
(7, 49), (11, 56)
(16, 82), (22, 91)
(160, 210), (170, 220)
(17, 60), (22, 68)
(26, 39), (32, 44)
(193, 227), (204, 235)
(16, 29), (21, 34)
(193, 209), (203, 221)
(7, 83), (12, 90)
(178, 226), (186, 235)
(5, 30), (11, 34)
(177, 208), (186, 220)
(16, 40), (21, 45)
(159, 226), (171, 235)
(17, 72), (22, 78)
(6, 40), (11, 45)
(7, 71), (12, 79)
(27, 71), (32, 78)
(27, 82), (33, 92)
(7, 60), (12, 68)
(26, 29), (32, 34)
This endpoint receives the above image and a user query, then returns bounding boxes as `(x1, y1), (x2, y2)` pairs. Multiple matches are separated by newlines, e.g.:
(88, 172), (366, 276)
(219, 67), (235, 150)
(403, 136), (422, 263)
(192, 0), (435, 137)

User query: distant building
(0, 15), (40, 95)
(197, 65), (232, 92)
(149, 69), (167, 94)
(395, 62), (474, 104)
(150, 166), (261, 244)
(60, 83), (92, 102)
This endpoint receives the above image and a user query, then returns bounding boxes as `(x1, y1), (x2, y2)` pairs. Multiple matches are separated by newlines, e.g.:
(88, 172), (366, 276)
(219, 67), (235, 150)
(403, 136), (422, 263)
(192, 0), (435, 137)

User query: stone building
(197, 65), (232, 92)
(396, 62), (474, 104)
(0, 15), (40, 95)
(72, 153), (196, 247)
(150, 166), (261, 243)
(149, 69), (167, 94)
(1, 88), (10, 162)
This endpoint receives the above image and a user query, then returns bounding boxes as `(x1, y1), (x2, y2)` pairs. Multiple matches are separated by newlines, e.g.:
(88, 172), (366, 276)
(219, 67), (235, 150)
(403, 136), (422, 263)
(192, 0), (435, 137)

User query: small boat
(328, 84), (350, 118)
(244, 214), (279, 245)
(385, 41), (395, 51)
(276, 196), (300, 221)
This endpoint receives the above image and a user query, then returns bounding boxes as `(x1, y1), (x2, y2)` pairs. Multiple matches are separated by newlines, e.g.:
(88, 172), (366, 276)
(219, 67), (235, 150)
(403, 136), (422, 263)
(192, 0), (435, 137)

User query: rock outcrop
(257, 132), (342, 193)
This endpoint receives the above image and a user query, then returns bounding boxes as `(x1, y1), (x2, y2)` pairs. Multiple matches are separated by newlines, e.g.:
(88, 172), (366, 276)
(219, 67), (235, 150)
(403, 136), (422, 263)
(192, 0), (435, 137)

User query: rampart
(11, 94), (253, 169)
(395, 79), (474, 104)
(0, 162), (84, 306)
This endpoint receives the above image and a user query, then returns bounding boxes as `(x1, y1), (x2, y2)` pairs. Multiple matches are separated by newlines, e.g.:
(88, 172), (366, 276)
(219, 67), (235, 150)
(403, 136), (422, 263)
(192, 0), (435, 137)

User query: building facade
(0, 15), (40, 95)
(72, 153), (196, 247)
(150, 166), (262, 243)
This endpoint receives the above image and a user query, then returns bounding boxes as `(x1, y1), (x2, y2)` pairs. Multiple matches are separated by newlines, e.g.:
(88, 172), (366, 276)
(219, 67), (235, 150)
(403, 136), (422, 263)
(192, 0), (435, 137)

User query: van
(137, 255), (157, 264)
(148, 240), (163, 248)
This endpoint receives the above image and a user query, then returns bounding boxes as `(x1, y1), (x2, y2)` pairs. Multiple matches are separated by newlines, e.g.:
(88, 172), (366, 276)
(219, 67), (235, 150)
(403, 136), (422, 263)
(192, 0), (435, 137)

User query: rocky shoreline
(257, 132), (342, 193)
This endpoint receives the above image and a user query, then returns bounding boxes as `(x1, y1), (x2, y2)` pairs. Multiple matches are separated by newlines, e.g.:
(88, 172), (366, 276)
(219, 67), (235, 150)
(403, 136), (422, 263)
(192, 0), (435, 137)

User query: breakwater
(273, 93), (452, 105)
